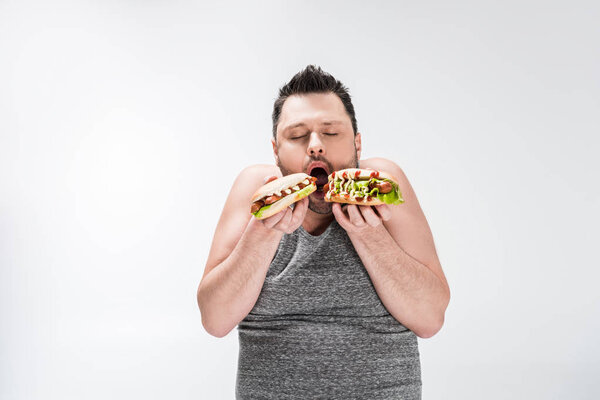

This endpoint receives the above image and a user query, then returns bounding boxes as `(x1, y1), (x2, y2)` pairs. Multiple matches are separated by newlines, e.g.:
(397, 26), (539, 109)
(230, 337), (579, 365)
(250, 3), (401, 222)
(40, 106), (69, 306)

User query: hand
(331, 202), (392, 234)
(257, 175), (309, 234)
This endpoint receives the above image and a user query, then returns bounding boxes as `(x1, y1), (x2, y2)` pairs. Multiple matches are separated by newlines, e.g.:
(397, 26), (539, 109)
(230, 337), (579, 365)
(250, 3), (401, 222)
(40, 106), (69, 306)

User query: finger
(374, 204), (392, 221)
(263, 175), (278, 184)
(346, 204), (366, 227)
(332, 202), (351, 230)
(274, 207), (293, 232)
(293, 197), (308, 216)
(360, 205), (382, 227)
(290, 197), (308, 228)
(262, 208), (286, 228)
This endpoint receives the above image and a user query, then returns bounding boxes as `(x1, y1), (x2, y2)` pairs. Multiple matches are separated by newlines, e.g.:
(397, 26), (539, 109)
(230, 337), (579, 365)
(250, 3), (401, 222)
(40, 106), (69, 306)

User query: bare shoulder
(360, 157), (404, 182)
(199, 163), (281, 283)
(235, 164), (283, 200)
(226, 163), (283, 209)
(361, 157), (449, 294)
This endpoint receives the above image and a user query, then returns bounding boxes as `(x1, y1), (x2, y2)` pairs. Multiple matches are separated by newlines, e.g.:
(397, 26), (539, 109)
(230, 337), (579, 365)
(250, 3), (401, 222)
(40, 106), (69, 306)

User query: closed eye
(290, 132), (337, 140)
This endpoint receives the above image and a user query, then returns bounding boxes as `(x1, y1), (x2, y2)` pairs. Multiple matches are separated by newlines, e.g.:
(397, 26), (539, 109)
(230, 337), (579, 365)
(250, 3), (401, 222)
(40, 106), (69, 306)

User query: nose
(306, 132), (325, 155)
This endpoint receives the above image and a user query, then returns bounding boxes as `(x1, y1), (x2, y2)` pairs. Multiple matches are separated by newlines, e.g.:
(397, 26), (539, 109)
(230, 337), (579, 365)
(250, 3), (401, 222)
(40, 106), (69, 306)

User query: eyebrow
(284, 120), (343, 133)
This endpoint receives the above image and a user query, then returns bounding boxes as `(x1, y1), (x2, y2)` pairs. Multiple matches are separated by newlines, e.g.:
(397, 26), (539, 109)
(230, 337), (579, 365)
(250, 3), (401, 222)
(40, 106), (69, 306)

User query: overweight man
(197, 65), (450, 399)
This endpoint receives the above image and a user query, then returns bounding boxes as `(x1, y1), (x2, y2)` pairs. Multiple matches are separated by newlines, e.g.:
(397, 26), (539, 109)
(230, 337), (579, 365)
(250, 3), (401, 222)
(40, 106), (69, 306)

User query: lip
(306, 161), (330, 176)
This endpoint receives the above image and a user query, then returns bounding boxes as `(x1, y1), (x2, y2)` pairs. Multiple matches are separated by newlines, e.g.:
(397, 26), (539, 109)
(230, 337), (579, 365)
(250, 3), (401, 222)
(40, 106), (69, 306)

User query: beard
(276, 148), (359, 215)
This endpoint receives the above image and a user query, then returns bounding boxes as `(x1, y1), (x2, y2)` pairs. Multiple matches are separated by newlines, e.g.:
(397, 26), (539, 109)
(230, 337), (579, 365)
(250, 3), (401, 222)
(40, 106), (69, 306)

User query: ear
(271, 137), (279, 163)
(354, 132), (362, 160)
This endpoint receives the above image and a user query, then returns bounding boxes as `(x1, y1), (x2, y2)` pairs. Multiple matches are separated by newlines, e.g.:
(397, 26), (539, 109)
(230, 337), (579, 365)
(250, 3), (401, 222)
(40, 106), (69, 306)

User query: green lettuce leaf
(331, 178), (404, 205)
(252, 184), (315, 219)
(378, 187), (404, 204)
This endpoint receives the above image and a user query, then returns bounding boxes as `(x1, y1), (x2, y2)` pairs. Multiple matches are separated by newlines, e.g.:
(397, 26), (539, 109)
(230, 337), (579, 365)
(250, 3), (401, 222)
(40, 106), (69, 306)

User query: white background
(1, 1), (599, 399)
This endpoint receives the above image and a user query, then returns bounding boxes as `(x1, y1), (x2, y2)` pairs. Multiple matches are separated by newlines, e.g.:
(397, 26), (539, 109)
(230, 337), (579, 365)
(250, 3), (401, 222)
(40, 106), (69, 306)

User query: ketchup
(332, 171), (335, 179)
(354, 170), (360, 178)
(370, 171), (379, 179)
(342, 171), (347, 178)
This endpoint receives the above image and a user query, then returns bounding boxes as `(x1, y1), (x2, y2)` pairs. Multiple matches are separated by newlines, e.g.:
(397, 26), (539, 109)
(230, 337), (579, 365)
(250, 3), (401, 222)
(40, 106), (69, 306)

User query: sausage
(251, 200), (264, 213)
(253, 180), (315, 212)
(369, 181), (393, 194)
(264, 194), (283, 205)
(377, 181), (393, 194)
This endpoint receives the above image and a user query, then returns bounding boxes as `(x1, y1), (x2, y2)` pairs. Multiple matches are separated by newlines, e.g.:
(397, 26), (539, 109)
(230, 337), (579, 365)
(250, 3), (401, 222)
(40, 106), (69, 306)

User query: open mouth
(309, 167), (329, 190)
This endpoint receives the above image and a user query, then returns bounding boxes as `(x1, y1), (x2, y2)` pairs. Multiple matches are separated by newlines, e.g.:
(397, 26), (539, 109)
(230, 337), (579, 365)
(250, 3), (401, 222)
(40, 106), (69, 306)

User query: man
(197, 65), (450, 399)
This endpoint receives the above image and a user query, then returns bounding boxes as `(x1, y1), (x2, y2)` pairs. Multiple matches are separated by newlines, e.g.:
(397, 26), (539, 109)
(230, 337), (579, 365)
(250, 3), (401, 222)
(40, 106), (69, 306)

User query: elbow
(197, 285), (229, 338)
(417, 286), (451, 339)
(199, 301), (233, 338)
(415, 307), (447, 339)
(202, 316), (232, 338)
(415, 316), (444, 339)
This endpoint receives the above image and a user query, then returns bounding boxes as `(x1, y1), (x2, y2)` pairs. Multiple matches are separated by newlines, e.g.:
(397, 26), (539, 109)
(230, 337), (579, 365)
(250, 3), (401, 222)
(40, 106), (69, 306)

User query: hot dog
(324, 168), (404, 206)
(250, 173), (317, 219)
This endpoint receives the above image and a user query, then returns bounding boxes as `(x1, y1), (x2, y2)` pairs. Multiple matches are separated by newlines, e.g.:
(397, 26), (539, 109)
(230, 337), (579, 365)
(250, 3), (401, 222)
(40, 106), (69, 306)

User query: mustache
(305, 156), (333, 171)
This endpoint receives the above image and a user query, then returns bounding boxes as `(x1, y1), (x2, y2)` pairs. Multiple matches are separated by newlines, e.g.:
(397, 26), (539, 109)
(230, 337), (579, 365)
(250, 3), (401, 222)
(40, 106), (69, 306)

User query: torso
(236, 204), (422, 398)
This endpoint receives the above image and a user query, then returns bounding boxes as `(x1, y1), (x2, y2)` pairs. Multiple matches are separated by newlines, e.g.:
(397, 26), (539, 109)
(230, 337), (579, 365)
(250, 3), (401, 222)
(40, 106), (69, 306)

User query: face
(272, 92), (362, 215)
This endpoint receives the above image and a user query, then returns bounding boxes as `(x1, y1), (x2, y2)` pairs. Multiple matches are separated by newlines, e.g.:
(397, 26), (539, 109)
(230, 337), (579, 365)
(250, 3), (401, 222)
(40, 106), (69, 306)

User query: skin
(259, 92), (450, 337)
(198, 91), (450, 338)
(260, 92), (391, 236)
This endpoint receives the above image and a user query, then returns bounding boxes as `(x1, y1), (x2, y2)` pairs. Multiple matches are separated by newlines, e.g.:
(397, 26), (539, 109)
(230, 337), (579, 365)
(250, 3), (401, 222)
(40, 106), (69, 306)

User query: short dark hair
(272, 65), (358, 141)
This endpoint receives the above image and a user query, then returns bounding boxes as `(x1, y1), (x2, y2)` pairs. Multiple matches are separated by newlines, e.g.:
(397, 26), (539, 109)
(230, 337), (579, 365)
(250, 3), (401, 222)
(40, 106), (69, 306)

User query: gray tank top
(235, 219), (422, 399)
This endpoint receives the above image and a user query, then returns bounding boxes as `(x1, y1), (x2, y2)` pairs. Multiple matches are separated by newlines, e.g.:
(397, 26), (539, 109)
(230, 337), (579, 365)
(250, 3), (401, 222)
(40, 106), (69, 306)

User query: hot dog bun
(324, 168), (404, 206)
(329, 168), (399, 183)
(251, 173), (317, 220)
(326, 192), (386, 206)
(251, 173), (313, 203)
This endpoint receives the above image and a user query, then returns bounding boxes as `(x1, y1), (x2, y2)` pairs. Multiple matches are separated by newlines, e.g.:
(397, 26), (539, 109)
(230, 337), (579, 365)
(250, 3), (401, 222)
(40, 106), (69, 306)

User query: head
(271, 65), (362, 214)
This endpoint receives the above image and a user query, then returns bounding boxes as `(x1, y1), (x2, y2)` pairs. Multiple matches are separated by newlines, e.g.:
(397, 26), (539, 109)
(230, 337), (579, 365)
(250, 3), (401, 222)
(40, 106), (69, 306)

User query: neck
(302, 209), (335, 236)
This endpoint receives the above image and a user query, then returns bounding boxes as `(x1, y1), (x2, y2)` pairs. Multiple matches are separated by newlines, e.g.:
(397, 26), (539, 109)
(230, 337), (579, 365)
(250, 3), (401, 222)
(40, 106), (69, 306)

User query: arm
(332, 158), (450, 338)
(197, 217), (283, 338)
(345, 223), (449, 338)
(197, 167), (309, 338)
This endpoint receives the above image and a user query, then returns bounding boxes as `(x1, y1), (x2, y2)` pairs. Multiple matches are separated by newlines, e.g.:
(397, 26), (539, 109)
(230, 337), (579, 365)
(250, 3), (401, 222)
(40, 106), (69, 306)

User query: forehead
(277, 92), (350, 135)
